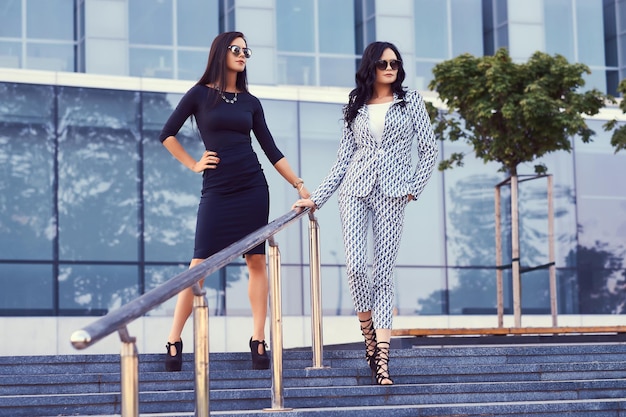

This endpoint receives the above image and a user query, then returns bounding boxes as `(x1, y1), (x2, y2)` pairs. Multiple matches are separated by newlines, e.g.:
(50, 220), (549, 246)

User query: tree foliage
(427, 48), (610, 175)
(603, 79), (626, 154)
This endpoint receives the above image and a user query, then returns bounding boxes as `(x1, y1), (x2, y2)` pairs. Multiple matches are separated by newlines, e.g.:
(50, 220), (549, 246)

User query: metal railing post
(547, 175), (558, 326)
(118, 327), (138, 417)
(308, 213), (324, 368)
(192, 283), (210, 417)
(495, 184), (504, 328)
(265, 237), (291, 411)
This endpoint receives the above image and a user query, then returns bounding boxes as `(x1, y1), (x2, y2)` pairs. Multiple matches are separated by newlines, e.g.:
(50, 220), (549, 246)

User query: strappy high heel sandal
(359, 317), (377, 372)
(373, 341), (393, 385)
(249, 337), (270, 370)
(165, 339), (183, 372)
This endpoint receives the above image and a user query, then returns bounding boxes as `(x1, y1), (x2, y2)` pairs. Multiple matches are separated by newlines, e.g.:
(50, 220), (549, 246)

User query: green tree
(604, 79), (626, 153)
(427, 47), (610, 325)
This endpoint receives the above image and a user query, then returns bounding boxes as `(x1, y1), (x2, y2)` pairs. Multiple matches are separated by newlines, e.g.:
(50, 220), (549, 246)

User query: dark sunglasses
(227, 45), (252, 58)
(374, 59), (401, 71)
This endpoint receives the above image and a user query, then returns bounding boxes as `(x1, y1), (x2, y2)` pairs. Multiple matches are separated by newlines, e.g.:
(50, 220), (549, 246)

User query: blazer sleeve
(309, 124), (357, 209)
(408, 91), (439, 200)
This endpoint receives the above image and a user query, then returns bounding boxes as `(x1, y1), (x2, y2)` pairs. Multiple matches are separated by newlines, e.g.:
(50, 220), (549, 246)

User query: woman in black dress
(159, 31), (309, 371)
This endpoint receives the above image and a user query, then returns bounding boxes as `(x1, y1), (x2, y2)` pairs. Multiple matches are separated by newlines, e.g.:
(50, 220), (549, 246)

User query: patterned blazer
(310, 90), (439, 209)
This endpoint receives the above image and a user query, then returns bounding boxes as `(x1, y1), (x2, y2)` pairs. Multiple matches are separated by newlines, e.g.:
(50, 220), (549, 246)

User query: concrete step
(2, 341), (626, 416)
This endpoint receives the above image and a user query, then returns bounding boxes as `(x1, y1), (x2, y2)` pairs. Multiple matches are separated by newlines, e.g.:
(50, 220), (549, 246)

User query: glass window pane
(415, 60), (436, 91)
(399, 267), (447, 315)
(517, 153), (577, 268)
(142, 92), (204, 264)
(177, 49), (208, 81)
(318, 0), (355, 54)
(447, 267), (497, 315)
(0, 41), (21, 68)
(0, 83), (55, 260)
(414, 0), (448, 59)
(223, 263), (253, 315)
(129, 47), (173, 78)
(276, 0), (314, 52)
(577, 0), (605, 66)
(276, 54), (316, 85)
(58, 264), (138, 313)
(574, 120), (626, 315)
(319, 57), (356, 87)
(145, 266), (223, 316)
(57, 87), (140, 262)
(0, 0), (21, 37)
(177, 0), (217, 47)
(300, 101), (345, 266)
(442, 142), (505, 267)
(26, 0), (74, 40)
(26, 42), (74, 71)
(129, 0), (173, 45)
(451, 0), (483, 56)
(544, 0), (574, 61)
(0, 264), (53, 311)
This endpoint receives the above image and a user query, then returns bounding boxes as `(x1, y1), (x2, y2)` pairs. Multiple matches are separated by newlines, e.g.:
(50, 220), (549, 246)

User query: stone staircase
(2, 337), (626, 416)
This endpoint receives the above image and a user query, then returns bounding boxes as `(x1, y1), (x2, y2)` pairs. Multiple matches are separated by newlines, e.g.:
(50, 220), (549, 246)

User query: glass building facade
(0, 0), (625, 320)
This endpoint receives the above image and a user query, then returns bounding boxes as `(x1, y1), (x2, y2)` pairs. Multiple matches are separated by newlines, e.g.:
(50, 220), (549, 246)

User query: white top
(367, 101), (392, 142)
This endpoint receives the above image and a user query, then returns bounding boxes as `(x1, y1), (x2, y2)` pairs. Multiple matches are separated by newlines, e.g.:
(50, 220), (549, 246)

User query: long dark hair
(343, 41), (406, 127)
(197, 31), (249, 93)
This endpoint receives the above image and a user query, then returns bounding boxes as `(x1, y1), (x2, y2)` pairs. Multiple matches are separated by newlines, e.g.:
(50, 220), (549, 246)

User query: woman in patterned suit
(293, 41), (438, 385)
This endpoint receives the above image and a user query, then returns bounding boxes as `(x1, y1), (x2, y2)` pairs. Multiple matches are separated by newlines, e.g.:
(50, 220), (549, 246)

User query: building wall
(0, 1), (626, 356)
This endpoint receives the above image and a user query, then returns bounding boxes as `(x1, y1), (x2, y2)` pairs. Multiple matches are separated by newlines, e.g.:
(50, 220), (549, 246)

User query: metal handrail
(70, 207), (323, 417)
(71, 208), (310, 349)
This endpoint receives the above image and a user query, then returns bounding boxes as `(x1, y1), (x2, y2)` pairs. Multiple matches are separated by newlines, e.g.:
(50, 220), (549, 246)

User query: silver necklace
(220, 91), (238, 104)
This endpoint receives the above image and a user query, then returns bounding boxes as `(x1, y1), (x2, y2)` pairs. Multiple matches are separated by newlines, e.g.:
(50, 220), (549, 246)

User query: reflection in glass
(0, 83), (55, 260)
(145, 265), (222, 316)
(398, 267), (447, 315)
(223, 263), (252, 315)
(142, 92), (204, 264)
(58, 264), (138, 313)
(57, 87), (140, 261)
(0, 264), (53, 311)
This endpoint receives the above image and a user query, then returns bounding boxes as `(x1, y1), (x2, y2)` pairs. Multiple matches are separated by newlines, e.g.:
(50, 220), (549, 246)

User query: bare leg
(167, 258), (205, 356)
(246, 253), (269, 354)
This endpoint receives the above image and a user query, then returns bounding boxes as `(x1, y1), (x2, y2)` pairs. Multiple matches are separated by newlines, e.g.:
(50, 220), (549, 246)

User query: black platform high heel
(249, 337), (270, 370)
(373, 341), (393, 385)
(359, 317), (377, 372)
(165, 339), (183, 372)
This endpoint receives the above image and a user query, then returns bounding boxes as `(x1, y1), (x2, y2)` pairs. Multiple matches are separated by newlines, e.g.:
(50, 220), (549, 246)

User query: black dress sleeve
(250, 95), (284, 164)
(158, 86), (199, 143)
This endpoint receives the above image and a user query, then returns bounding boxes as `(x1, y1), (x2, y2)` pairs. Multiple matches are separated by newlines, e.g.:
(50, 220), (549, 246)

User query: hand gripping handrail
(70, 207), (324, 417)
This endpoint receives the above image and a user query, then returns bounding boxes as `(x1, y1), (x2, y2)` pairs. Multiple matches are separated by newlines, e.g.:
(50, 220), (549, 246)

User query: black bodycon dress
(158, 84), (284, 259)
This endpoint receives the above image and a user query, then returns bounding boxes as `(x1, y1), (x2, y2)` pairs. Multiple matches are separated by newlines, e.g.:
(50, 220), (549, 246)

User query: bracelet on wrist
(292, 178), (304, 188)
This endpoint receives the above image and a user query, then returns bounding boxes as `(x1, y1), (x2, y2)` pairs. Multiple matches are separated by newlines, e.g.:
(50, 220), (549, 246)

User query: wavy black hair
(343, 41), (406, 127)
(197, 31), (249, 94)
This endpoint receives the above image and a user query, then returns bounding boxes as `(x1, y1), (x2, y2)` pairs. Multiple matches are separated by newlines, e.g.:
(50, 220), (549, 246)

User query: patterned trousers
(338, 181), (409, 329)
